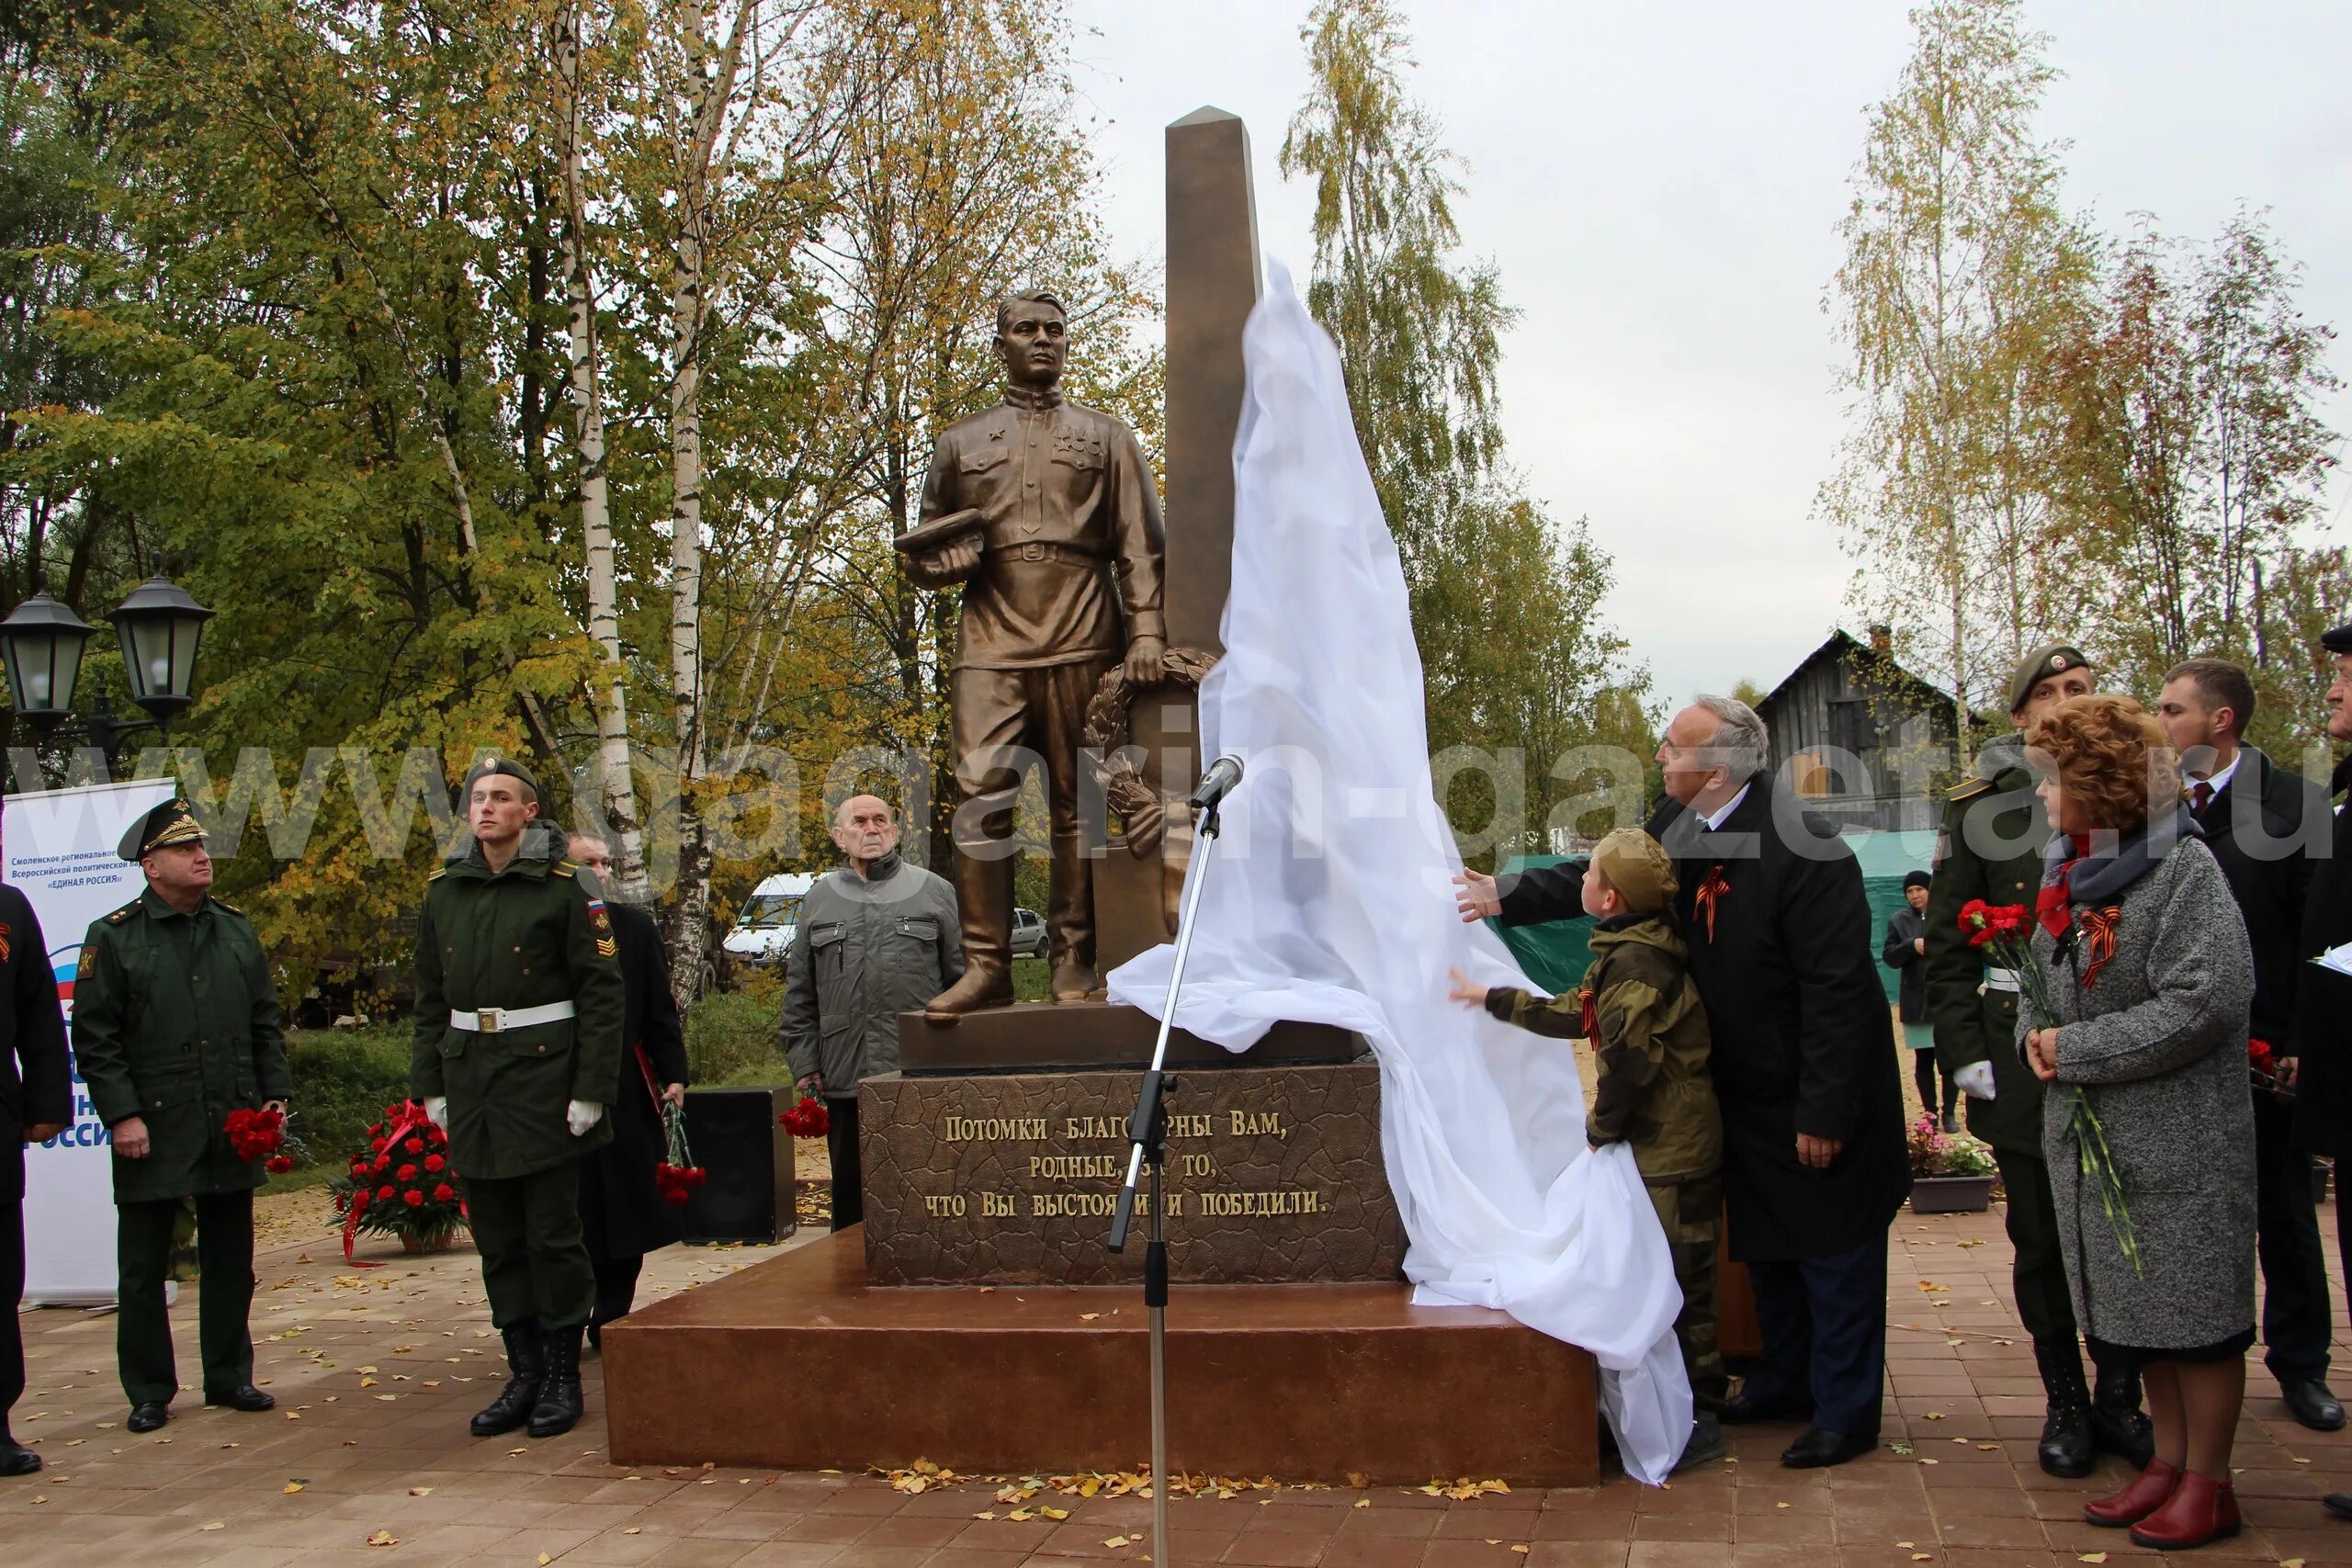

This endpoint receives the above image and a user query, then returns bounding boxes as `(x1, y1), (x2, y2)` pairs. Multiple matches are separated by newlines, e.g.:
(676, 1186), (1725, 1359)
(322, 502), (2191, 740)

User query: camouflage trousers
(1645, 1171), (1728, 1410)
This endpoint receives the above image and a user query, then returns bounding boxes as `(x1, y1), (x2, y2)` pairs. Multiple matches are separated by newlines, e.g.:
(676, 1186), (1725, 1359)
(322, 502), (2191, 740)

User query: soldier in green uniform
(1925, 643), (2154, 1477)
(74, 798), (289, 1433)
(412, 758), (625, 1439)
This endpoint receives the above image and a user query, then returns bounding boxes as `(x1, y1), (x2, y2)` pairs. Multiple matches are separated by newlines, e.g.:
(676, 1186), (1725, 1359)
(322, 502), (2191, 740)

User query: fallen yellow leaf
(408, 1487), (432, 1497)
(1040, 1506), (1070, 1520)
(1104, 1537), (1130, 1549)
(368, 1530), (399, 1548)
(283, 1483), (305, 1494)
(198, 1522), (224, 1531)
(1352, 1498), (1371, 1508)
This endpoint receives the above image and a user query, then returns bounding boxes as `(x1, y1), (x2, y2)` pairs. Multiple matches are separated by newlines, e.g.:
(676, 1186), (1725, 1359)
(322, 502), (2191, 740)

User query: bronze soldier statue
(899, 290), (1167, 1015)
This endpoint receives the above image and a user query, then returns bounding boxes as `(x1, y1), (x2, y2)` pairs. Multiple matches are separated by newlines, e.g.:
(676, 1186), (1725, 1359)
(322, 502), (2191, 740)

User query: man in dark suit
(1459, 694), (1910, 1468)
(564, 834), (689, 1346)
(1, 880), (70, 1476)
(2157, 658), (2344, 1433)
(2296, 625), (2352, 1526)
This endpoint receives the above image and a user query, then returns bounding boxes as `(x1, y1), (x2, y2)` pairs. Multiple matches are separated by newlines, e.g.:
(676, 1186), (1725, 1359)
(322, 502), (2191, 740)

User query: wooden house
(1754, 628), (1961, 833)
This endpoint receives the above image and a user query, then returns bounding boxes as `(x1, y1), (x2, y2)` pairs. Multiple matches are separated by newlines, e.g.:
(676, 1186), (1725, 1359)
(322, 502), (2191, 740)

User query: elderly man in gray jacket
(782, 795), (962, 1230)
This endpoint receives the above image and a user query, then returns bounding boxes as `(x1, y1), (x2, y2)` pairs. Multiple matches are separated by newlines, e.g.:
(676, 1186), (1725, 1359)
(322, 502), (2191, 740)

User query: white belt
(1983, 968), (2021, 994)
(450, 1002), (576, 1034)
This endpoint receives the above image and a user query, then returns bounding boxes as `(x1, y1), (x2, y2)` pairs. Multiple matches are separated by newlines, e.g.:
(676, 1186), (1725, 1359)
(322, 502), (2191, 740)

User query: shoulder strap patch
(426, 866), (447, 882)
(209, 897), (243, 917)
(551, 861), (576, 878)
(1946, 776), (1994, 805)
(106, 901), (137, 923)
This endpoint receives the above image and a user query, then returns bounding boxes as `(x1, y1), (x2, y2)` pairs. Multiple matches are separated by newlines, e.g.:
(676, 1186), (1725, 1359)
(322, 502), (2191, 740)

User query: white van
(723, 872), (818, 967)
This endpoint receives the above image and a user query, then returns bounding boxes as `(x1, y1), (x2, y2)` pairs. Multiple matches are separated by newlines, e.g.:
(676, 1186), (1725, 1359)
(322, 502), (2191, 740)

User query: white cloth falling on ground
(1107, 264), (1691, 1484)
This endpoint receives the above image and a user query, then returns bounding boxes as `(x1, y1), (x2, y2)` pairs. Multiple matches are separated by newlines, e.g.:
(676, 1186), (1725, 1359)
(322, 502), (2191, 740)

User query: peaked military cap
(2322, 623), (2352, 656)
(2005, 642), (2092, 715)
(119, 796), (207, 861)
(460, 753), (540, 801)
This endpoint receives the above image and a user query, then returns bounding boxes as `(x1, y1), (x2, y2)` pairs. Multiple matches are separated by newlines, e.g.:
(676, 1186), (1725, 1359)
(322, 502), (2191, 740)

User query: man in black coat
(1, 881), (69, 1477)
(2156, 659), (2343, 1433)
(1459, 694), (1910, 1468)
(566, 835), (689, 1348)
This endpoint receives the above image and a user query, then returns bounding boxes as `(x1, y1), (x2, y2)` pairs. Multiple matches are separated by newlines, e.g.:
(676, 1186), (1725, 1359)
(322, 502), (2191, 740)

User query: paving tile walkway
(10, 1196), (2352, 1566)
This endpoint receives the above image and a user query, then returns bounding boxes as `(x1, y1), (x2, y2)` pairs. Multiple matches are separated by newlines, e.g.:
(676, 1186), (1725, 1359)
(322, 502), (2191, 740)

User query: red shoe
(2084, 1458), (2180, 1527)
(2129, 1470), (2242, 1551)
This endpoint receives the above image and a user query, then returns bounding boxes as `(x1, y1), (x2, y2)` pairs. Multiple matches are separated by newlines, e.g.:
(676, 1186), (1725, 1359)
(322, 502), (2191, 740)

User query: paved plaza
(9, 1186), (2352, 1567)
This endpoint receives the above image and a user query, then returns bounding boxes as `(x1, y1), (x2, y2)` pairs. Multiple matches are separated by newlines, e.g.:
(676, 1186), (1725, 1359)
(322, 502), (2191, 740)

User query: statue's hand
(909, 535), (983, 586)
(1124, 635), (1167, 687)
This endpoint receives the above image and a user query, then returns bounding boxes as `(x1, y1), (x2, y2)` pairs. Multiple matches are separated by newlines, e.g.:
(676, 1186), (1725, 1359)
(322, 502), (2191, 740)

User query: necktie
(2191, 781), (2212, 815)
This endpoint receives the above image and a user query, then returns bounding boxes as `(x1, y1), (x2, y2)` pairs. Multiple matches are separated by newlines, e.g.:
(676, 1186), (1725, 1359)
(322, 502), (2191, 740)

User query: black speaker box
(678, 1087), (797, 1245)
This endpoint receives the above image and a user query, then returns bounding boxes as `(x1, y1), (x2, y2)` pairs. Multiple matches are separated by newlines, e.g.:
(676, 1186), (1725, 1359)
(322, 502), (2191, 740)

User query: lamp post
(0, 571), (214, 773)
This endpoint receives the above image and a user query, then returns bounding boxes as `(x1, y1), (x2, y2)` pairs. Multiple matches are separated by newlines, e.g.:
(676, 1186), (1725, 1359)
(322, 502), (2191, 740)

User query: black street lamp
(0, 571), (215, 769)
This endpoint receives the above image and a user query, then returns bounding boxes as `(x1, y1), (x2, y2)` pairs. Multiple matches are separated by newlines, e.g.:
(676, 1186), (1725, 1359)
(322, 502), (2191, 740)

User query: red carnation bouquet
(654, 1099), (707, 1207)
(779, 1096), (831, 1138)
(2249, 1038), (2295, 1100)
(224, 1105), (304, 1176)
(325, 1100), (467, 1262)
(1959, 897), (2139, 1275)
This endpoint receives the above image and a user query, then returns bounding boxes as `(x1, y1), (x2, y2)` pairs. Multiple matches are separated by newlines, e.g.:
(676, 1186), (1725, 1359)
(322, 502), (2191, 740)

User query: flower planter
(400, 1227), (464, 1256)
(1910, 1175), (1996, 1214)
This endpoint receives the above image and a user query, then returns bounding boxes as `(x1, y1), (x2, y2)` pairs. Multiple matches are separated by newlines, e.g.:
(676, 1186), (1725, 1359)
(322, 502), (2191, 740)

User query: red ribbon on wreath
(340, 1101), (462, 1265)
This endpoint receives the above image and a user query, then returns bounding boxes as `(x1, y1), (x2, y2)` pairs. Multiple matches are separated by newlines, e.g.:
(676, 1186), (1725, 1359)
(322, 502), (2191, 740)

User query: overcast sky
(1064, 0), (2352, 710)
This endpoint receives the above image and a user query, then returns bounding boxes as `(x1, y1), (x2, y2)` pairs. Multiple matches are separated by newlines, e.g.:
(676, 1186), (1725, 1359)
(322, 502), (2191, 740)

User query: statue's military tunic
(907, 382), (1165, 980)
(74, 887), (289, 1407)
(412, 825), (625, 1331)
(1924, 732), (2072, 1342)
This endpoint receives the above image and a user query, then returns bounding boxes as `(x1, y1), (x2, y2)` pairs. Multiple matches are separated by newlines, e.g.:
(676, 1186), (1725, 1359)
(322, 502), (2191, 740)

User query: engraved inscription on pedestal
(859, 1062), (1404, 1287)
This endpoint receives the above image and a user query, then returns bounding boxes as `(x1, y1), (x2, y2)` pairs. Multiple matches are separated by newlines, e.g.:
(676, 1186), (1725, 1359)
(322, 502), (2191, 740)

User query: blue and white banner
(11, 777), (176, 1304)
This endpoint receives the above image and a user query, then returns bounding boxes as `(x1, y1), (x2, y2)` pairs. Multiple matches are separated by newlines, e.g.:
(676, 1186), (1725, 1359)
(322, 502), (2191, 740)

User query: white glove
(1953, 1062), (1996, 1102)
(424, 1096), (448, 1129)
(566, 1100), (605, 1137)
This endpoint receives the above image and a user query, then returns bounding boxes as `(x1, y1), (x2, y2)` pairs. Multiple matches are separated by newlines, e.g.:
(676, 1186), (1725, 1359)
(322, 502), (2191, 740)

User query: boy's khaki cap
(1594, 829), (1677, 915)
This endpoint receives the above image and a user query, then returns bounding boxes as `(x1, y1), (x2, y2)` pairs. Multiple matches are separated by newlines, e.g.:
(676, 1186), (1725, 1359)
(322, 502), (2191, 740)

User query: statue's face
(997, 299), (1068, 388)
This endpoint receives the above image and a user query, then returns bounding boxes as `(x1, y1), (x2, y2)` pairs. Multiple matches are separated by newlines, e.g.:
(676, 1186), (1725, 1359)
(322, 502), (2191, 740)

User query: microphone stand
(1108, 794), (1226, 1568)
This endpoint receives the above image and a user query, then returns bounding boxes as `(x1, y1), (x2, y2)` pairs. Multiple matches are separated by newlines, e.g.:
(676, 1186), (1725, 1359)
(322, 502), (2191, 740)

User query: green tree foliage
(1282, 0), (1649, 859)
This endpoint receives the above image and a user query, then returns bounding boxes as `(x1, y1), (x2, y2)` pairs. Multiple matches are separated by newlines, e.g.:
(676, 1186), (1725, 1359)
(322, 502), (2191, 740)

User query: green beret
(461, 754), (540, 801)
(2007, 643), (2092, 714)
(119, 797), (207, 862)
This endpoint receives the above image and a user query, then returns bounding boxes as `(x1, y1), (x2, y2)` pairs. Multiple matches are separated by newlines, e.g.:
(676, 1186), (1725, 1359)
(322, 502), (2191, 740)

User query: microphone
(1187, 754), (1244, 811)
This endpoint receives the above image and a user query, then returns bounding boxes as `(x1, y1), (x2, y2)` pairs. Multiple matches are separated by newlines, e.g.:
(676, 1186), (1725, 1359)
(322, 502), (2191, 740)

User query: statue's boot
(1046, 823), (1099, 1003)
(927, 846), (1014, 1019)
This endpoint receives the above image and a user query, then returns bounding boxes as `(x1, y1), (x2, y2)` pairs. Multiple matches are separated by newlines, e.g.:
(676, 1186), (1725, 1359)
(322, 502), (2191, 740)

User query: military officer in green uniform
(1925, 643), (2153, 1477)
(74, 798), (289, 1433)
(412, 757), (624, 1439)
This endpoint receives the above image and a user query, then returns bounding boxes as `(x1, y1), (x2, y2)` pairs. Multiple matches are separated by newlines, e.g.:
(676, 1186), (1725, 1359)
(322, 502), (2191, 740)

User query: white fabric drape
(1106, 265), (1692, 1484)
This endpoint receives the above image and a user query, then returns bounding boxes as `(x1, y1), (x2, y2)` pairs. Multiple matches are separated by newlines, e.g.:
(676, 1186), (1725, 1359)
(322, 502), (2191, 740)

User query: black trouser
(1743, 1235), (1889, 1439)
(1992, 1145), (2078, 1346)
(2, 1143), (24, 1430)
(116, 1190), (254, 1407)
(592, 1253), (643, 1331)
(1913, 1052), (1955, 1118)
(465, 1163), (594, 1332)
(2253, 1090), (2332, 1385)
(827, 1093), (862, 1232)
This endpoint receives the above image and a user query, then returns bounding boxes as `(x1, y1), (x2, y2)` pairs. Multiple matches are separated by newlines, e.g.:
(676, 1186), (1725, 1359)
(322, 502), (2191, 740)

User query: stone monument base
(603, 1227), (1600, 1486)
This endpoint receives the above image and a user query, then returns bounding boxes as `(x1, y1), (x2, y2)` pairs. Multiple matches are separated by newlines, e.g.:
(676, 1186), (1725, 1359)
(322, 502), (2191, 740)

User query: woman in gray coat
(2020, 694), (2255, 1551)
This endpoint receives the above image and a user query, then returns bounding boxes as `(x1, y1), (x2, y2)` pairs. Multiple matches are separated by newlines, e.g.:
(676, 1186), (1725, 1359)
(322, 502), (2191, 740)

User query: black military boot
(527, 1324), (585, 1438)
(2091, 1359), (2157, 1470)
(2032, 1336), (2095, 1478)
(470, 1322), (545, 1438)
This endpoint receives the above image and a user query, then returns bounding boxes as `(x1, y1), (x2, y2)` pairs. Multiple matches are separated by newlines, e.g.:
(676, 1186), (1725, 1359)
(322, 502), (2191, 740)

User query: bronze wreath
(1082, 646), (1220, 858)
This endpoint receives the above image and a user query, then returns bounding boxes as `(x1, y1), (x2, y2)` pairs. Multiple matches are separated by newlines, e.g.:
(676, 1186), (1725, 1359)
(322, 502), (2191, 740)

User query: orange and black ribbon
(2077, 906), (2122, 988)
(1577, 987), (1599, 1043)
(1693, 865), (1730, 943)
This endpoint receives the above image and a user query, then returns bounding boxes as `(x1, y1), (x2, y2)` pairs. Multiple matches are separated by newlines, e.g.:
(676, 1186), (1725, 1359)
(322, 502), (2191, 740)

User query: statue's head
(996, 290), (1068, 390)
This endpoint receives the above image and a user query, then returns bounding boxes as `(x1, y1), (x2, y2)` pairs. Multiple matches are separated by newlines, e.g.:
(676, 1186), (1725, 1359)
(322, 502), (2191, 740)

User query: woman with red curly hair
(2021, 693), (2256, 1551)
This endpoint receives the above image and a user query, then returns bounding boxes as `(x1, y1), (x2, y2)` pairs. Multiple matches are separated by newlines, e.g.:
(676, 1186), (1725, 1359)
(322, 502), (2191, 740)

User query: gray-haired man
(1458, 697), (1910, 1469)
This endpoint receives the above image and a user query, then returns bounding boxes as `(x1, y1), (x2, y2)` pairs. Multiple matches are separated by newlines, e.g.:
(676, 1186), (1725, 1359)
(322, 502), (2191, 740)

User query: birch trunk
(557, 2), (649, 901)
(662, 0), (751, 1009)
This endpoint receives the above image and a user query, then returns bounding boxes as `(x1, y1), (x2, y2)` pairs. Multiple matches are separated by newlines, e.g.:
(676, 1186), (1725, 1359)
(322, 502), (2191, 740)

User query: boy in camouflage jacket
(1450, 828), (1725, 1467)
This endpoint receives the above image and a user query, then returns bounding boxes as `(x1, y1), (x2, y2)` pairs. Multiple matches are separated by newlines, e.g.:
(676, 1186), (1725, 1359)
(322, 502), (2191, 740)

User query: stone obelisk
(1092, 107), (1263, 975)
